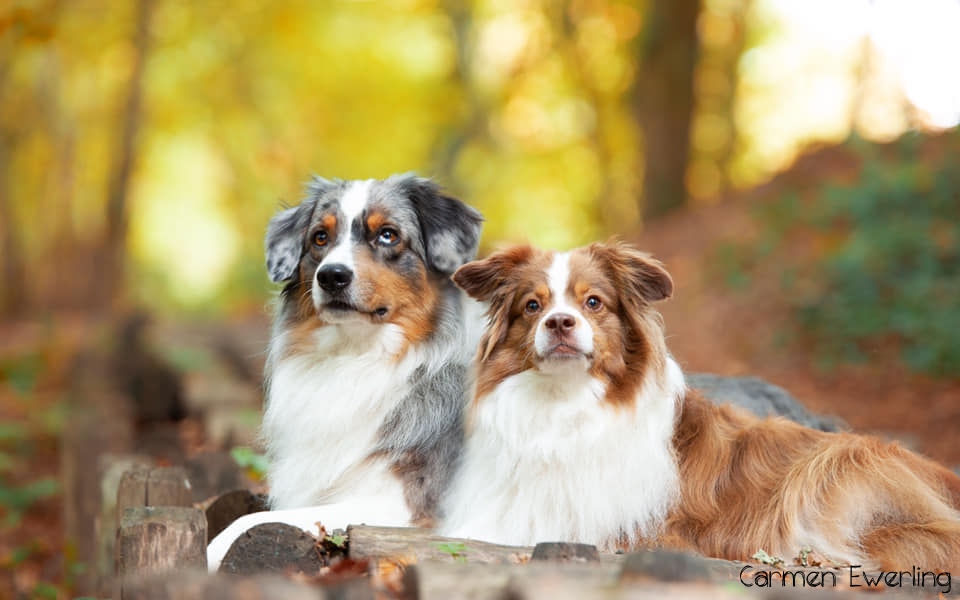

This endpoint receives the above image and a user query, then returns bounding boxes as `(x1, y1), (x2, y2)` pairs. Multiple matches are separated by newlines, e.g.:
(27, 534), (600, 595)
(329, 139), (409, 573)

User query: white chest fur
(262, 323), (416, 511)
(442, 359), (685, 549)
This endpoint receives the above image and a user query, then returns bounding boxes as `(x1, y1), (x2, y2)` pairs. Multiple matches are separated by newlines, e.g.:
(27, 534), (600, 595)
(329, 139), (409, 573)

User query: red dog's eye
(585, 296), (602, 310)
(525, 299), (541, 314)
(313, 230), (328, 247)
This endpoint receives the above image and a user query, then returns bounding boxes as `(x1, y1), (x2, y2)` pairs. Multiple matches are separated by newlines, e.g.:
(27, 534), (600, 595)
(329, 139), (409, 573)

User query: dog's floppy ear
(264, 198), (321, 284)
(264, 177), (340, 283)
(394, 175), (483, 275)
(590, 241), (673, 304)
(454, 246), (535, 361)
(452, 245), (533, 301)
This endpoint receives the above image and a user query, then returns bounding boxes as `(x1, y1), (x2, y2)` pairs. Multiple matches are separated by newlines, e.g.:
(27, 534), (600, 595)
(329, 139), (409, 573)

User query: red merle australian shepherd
(441, 241), (960, 573)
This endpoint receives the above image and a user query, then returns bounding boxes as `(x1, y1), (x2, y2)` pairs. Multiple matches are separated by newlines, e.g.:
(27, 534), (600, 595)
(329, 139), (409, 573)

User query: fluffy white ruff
(441, 357), (685, 549)
(263, 321), (424, 509)
(207, 299), (485, 573)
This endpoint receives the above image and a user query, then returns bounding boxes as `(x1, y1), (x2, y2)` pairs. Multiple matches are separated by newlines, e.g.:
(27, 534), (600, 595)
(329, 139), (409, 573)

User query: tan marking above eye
(366, 211), (388, 233)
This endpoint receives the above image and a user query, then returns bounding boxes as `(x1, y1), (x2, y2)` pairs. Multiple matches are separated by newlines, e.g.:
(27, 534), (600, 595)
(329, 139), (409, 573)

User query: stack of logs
(58, 321), (950, 598)
(70, 460), (954, 599)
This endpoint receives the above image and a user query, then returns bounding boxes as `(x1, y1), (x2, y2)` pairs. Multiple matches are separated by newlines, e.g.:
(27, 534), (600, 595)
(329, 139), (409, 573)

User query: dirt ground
(636, 199), (960, 467)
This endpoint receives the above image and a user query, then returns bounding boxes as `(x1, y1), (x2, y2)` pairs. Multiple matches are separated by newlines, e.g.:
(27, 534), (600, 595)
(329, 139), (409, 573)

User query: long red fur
(663, 391), (960, 570)
(459, 241), (960, 571)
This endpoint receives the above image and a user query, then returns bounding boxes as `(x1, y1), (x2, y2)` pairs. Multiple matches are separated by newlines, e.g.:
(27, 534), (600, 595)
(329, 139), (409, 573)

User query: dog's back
(667, 391), (960, 571)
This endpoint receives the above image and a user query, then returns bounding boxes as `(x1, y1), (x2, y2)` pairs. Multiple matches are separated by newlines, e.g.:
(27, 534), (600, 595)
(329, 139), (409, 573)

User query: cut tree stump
(96, 453), (152, 595)
(204, 488), (269, 541)
(218, 522), (324, 576)
(116, 506), (207, 597)
(116, 465), (193, 518)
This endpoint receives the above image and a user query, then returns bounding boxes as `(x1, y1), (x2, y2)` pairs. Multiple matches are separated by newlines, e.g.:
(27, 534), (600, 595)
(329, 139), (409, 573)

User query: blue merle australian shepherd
(207, 174), (483, 570)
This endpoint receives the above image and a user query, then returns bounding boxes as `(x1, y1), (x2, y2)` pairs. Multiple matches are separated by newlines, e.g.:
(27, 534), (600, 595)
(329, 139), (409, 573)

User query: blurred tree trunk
(0, 135), (27, 317)
(710, 1), (747, 196)
(101, 0), (155, 309)
(433, 0), (495, 195)
(691, 0), (748, 199)
(634, 0), (702, 220)
(0, 39), (27, 318)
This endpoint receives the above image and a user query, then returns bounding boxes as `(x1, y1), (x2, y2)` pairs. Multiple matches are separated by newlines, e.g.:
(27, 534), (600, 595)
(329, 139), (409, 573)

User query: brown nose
(544, 313), (576, 334)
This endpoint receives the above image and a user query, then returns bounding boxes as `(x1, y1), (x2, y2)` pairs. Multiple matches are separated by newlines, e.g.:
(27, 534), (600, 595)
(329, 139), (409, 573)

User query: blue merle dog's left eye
(377, 228), (400, 246)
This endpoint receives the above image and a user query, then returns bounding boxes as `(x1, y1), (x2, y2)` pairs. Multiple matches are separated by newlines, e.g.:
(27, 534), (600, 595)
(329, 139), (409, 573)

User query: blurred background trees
(1, 0), (958, 376)
(2, 3), (959, 595)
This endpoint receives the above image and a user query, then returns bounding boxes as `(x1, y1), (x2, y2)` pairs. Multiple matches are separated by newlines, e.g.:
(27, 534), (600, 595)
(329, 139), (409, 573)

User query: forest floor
(636, 199), (960, 467)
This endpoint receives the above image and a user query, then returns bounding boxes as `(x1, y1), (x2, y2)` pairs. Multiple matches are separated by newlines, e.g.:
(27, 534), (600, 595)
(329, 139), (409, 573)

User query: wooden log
(116, 506), (207, 598)
(530, 542), (599, 562)
(347, 525), (532, 565)
(619, 548), (741, 583)
(116, 466), (192, 519)
(119, 571), (344, 600)
(401, 562), (513, 600)
(204, 488), (269, 541)
(403, 561), (620, 600)
(218, 522), (324, 576)
(96, 453), (152, 595)
(61, 401), (134, 594)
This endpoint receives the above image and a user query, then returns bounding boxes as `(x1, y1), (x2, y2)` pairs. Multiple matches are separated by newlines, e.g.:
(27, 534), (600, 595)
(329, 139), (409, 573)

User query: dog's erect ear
(452, 245), (535, 302)
(394, 175), (483, 275)
(591, 241), (673, 304)
(264, 199), (316, 283)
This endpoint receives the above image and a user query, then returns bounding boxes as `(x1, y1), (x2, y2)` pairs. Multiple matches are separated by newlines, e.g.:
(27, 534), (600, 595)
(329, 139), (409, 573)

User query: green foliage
(0, 363), (63, 529)
(29, 582), (60, 600)
(230, 446), (269, 481)
(751, 135), (960, 377)
(752, 548), (785, 567)
(436, 541), (468, 563)
(0, 477), (59, 527)
(0, 353), (43, 396)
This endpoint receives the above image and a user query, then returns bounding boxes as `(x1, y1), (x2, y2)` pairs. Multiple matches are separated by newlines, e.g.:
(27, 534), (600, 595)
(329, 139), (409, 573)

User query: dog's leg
(206, 497), (412, 572)
(860, 519), (960, 572)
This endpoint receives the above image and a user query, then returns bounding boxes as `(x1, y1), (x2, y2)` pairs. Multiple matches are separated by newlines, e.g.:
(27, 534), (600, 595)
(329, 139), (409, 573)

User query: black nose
(544, 313), (576, 334)
(317, 264), (353, 292)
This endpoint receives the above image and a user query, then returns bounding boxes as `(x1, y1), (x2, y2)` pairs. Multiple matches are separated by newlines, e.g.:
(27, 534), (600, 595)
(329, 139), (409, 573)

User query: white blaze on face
(317, 179), (373, 274)
(534, 252), (595, 361)
(311, 179), (374, 319)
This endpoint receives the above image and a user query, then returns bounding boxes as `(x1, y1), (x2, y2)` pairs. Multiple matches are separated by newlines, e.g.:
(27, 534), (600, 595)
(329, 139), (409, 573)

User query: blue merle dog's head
(265, 174), (483, 340)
